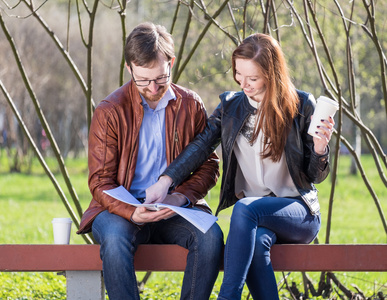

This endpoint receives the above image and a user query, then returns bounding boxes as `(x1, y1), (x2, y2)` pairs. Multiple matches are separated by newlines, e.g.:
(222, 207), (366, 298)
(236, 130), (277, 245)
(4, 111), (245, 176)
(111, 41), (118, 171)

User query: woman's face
(235, 58), (266, 103)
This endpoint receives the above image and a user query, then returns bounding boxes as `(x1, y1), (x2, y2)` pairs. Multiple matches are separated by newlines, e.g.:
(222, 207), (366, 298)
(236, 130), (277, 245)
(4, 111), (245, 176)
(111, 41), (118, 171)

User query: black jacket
(163, 90), (330, 216)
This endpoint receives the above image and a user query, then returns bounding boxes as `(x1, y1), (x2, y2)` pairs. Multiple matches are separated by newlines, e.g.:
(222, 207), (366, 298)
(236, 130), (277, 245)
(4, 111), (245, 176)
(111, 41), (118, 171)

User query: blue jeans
(218, 196), (321, 300)
(92, 210), (224, 300)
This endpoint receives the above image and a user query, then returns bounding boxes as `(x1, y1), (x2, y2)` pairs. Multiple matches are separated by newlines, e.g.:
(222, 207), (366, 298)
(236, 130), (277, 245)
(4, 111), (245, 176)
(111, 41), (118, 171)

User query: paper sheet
(103, 186), (218, 233)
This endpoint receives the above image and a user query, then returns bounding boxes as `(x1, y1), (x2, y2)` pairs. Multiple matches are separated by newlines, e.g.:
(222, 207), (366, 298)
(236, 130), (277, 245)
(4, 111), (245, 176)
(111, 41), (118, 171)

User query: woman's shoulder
(219, 91), (249, 111)
(219, 90), (245, 102)
(296, 89), (316, 112)
(296, 89), (316, 103)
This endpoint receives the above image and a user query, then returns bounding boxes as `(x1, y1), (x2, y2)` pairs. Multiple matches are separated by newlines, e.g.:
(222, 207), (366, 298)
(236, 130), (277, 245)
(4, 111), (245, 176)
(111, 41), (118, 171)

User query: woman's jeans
(218, 196), (321, 300)
(92, 210), (224, 300)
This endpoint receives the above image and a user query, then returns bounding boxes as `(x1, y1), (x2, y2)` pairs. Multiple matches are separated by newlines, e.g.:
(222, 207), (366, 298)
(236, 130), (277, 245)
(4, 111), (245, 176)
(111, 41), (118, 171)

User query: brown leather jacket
(77, 81), (219, 234)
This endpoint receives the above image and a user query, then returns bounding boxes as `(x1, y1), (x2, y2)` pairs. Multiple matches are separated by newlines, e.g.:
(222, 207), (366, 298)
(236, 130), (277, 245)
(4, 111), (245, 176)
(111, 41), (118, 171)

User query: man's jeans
(218, 196), (321, 300)
(92, 210), (224, 300)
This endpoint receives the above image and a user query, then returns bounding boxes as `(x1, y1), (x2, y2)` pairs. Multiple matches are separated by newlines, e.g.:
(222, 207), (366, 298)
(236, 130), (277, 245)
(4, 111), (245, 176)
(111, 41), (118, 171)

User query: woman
(146, 33), (334, 299)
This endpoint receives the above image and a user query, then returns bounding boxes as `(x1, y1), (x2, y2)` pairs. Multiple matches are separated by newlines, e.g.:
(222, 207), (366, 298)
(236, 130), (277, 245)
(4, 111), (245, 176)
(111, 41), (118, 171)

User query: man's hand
(131, 206), (176, 224)
(145, 175), (173, 204)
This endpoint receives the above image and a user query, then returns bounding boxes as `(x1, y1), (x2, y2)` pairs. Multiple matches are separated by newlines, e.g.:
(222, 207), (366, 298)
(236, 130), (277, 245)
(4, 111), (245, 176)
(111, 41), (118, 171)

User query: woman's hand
(313, 115), (335, 155)
(145, 175), (173, 204)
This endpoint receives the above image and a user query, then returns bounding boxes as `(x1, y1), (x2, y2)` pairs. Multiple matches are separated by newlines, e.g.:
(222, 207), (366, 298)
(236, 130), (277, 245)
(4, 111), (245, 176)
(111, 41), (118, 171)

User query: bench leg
(65, 271), (105, 300)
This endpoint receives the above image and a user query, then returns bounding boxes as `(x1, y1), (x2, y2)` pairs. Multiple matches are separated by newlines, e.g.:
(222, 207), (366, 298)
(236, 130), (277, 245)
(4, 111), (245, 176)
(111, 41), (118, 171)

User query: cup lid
(317, 96), (339, 108)
(52, 218), (72, 223)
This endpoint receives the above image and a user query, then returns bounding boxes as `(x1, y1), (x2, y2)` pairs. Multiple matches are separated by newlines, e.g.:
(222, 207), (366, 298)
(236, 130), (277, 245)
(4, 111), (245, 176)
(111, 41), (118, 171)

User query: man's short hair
(125, 22), (175, 67)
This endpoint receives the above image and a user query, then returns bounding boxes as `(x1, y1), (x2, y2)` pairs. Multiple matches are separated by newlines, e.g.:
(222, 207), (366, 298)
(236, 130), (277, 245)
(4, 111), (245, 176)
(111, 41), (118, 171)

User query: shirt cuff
(172, 192), (191, 208)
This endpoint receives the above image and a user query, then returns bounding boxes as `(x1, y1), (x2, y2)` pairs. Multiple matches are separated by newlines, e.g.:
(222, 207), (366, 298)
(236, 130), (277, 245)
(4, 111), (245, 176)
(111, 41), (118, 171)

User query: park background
(0, 0), (386, 299)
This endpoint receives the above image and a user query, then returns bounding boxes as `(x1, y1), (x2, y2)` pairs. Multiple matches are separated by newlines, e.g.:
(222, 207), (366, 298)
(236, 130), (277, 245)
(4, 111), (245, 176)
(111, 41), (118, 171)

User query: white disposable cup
(308, 96), (339, 139)
(52, 218), (72, 244)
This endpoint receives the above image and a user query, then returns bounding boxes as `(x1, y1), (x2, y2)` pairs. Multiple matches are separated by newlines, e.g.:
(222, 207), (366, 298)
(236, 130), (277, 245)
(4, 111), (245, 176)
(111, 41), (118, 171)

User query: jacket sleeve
(87, 103), (136, 221)
(164, 102), (222, 201)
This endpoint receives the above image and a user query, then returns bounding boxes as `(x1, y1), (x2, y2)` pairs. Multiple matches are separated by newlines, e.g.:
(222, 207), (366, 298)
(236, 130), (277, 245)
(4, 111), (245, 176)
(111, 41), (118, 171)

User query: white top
(233, 96), (300, 199)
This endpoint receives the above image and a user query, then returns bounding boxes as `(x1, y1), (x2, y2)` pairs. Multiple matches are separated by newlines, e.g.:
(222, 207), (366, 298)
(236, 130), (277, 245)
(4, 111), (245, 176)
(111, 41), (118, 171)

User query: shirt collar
(246, 95), (260, 109)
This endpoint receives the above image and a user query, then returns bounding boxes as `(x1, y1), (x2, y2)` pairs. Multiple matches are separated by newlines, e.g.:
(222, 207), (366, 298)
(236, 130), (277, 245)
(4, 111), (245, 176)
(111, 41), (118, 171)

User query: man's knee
(198, 223), (224, 257)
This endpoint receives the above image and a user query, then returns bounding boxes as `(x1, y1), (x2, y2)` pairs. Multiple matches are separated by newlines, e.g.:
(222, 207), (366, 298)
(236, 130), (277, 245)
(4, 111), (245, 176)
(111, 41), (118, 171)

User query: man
(77, 22), (223, 300)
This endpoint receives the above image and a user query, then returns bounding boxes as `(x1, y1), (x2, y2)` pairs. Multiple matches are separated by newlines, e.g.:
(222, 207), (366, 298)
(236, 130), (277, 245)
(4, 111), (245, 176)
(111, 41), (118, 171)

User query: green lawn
(0, 152), (386, 299)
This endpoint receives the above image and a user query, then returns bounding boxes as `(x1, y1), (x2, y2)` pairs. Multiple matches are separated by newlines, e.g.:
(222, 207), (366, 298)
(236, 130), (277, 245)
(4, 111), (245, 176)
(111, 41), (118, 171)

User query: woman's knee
(231, 200), (251, 219)
(255, 227), (277, 253)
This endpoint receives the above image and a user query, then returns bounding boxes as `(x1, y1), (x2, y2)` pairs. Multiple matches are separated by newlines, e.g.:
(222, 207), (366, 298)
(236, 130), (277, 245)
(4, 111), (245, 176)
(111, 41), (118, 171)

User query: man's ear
(170, 57), (176, 69)
(126, 63), (132, 75)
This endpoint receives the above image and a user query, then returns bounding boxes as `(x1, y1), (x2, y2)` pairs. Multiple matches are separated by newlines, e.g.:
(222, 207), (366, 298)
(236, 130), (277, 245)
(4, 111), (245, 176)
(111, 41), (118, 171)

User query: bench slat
(0, 245), (102, 272)
(0, 244), (188, 272)
(271, 244), (387, 271)
(0, 244), (386, 272)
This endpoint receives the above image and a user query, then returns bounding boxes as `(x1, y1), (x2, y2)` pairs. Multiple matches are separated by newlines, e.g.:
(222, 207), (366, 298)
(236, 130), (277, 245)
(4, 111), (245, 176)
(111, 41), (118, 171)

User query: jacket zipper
(174, 130), (180, 153)
(171, 97), (182, 161)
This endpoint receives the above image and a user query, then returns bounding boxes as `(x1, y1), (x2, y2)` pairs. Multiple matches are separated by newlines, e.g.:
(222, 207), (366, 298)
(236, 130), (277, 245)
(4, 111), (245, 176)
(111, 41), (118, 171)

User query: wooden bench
(1, 244), (386, 299)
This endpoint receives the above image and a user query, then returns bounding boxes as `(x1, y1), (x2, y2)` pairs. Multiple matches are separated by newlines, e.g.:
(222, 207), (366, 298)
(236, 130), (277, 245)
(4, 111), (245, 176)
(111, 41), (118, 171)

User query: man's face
(129, 59), (172, 108)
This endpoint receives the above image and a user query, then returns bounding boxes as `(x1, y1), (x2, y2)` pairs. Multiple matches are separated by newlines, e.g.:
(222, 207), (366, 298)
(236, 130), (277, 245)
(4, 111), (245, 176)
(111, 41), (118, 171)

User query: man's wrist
(130, 215), (144, 226)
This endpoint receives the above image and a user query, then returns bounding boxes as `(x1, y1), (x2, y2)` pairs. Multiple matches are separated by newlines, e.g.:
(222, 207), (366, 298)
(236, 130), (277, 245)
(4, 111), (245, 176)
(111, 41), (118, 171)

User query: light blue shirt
(129, 88), (176, 199)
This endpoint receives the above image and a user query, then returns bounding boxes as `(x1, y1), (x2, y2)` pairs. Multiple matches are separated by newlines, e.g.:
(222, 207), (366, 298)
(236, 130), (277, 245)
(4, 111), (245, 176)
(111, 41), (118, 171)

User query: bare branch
(327, 272), (356, 299)
(270, 0), (281, 43)
(118, 0), (127, 86)
(170, 0), (181, 35)
(1, 0), (23, 10)
(85, 0), (99, 130)
(361, 0), (387, 116)
(66, 0), (71, 51)
(174, 0), (231, 82)
(75, 0), (88, 46)
(262, 0), (271, 34)
(242, 0), (248, 39)
(80, 0), (91, 15)
(193, 0), (239, 45)
(173, 0), (194, 81)
(227, 2), (241, 43)
(0, 0), (48, 19)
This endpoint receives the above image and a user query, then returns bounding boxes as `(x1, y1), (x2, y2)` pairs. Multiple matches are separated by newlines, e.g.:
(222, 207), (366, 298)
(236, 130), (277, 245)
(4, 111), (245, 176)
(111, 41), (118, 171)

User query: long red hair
(232, 33), (299, 162)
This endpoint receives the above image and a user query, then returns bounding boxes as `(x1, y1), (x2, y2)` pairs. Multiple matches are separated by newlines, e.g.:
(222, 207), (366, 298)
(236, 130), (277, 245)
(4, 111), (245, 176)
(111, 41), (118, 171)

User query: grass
(0, 151), (386, 299)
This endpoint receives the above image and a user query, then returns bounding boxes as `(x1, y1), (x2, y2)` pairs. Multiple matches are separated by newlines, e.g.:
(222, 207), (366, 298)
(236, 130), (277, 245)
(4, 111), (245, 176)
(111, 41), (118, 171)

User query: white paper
(103, 186), (218, 233)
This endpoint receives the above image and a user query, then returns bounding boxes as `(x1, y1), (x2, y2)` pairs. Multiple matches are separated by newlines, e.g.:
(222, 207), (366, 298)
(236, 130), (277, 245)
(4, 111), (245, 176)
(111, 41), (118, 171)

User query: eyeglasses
(130, 62), (171, 87)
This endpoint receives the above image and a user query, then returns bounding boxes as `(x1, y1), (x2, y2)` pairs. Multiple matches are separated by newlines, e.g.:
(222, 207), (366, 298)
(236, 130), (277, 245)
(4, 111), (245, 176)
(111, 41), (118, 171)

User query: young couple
(77, 22), (334, 300)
